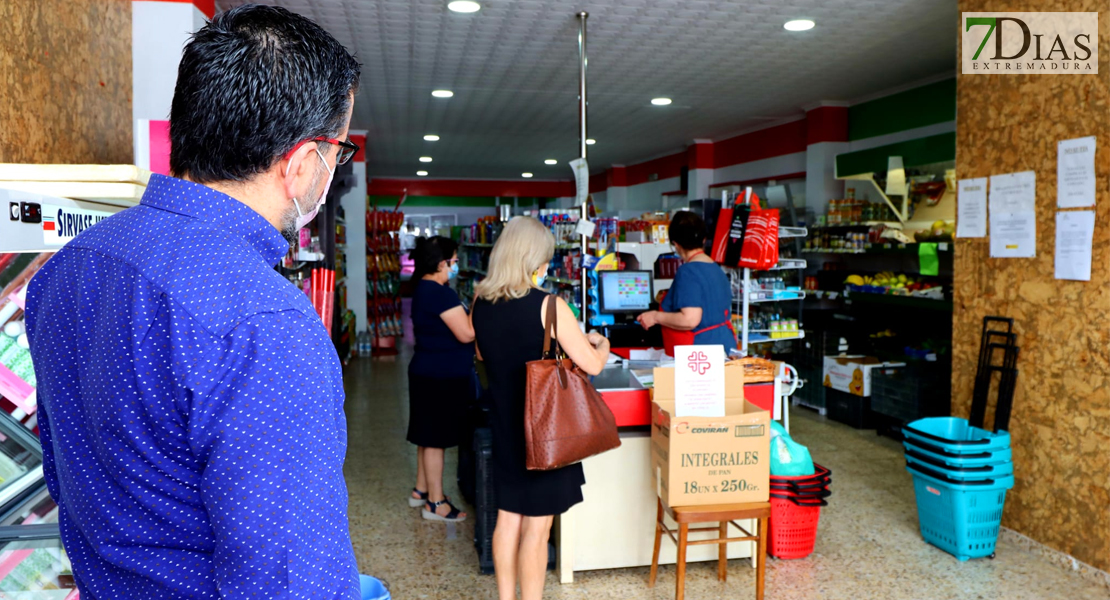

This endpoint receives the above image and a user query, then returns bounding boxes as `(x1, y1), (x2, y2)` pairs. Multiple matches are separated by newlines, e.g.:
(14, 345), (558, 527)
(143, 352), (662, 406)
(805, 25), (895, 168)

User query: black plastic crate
(826, 388), (874, 429)
(793, 364), (826, 412)
(800, 330), (848, 370)
(474, 428), (498, 573)
(473, 427), (555, 575)
(870, 362), (951, 424)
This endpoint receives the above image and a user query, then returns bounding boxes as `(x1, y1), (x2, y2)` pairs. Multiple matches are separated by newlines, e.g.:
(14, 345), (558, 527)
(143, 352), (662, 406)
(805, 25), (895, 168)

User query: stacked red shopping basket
(768, 464), (831, 559)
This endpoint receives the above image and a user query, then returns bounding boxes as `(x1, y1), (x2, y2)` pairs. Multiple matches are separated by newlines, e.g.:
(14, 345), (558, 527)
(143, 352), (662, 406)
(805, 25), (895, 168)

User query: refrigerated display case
(0, 411), (76, 598)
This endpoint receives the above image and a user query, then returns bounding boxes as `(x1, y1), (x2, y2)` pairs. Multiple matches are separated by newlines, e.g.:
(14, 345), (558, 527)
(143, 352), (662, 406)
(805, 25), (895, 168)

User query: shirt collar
(140, 174), (291, 266)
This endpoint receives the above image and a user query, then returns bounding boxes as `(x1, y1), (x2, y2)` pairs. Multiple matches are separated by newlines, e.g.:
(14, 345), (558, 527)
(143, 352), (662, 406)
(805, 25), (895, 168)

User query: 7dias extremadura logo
(962, 12), (1097, 74)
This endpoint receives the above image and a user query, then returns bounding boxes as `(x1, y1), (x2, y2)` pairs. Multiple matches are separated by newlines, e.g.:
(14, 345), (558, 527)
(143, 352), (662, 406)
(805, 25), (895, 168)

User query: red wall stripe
(713, 120), (807, 169)
(625, 152), (686, 187)
(806, 106), (849, 145)
(587, 172), (607, 194)
(349, 134), (366, 163)
(136, 0), (216, 19)
(608, 166), (628, 188)
(368, 178), (575, 198)
(687, 143), (714, 170)
(707, 171), (807, 189)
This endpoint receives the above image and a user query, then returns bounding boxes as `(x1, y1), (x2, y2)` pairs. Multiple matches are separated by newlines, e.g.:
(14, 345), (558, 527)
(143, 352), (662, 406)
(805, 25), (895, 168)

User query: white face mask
(288, 147), (336, 231)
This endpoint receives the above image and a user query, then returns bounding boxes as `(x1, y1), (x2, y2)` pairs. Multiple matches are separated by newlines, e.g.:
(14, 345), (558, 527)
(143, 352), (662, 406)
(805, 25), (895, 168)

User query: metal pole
(577, 11), (588, 325)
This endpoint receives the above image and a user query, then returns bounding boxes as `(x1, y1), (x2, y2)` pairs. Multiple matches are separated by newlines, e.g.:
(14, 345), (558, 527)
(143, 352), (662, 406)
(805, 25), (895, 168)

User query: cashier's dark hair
(669, 211), (707, 252)
(411, 236), (459, 280)
(169, 4), (361, 183)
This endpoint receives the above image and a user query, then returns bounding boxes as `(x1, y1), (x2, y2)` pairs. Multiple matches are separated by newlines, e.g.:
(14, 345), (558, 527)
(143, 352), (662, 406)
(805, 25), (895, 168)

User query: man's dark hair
(170, 4), (361, 183)
(669, 211), (707, 252)
(411, 236), (459, 280)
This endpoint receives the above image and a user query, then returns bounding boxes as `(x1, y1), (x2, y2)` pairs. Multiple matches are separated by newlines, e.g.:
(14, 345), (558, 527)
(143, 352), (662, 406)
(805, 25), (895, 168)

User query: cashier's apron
(661, 309), (737, 355)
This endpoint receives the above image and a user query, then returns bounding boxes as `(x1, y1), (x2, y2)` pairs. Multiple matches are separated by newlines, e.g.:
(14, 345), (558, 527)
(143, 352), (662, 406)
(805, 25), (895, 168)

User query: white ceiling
(214, 0), (957, 180)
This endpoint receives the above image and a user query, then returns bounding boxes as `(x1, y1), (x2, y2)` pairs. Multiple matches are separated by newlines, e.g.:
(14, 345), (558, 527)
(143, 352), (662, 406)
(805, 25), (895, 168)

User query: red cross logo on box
(686, 350), (711, 375)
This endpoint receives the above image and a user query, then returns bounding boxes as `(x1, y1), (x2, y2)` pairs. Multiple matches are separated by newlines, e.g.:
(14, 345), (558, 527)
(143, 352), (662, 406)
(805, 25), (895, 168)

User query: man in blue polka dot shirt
(25, 5), (363, 598)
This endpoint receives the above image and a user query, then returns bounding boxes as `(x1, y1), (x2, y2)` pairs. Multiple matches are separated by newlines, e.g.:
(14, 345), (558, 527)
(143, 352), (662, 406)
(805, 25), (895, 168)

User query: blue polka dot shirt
(24, 174), (359, 599)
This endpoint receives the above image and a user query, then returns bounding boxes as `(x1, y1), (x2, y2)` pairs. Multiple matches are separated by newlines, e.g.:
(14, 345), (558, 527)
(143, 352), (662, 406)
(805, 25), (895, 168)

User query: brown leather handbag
(524, 295), (621, 471)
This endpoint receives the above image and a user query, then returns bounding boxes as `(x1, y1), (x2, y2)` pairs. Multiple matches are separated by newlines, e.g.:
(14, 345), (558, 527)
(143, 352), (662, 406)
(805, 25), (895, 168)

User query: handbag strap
(542, 294), (560, 359)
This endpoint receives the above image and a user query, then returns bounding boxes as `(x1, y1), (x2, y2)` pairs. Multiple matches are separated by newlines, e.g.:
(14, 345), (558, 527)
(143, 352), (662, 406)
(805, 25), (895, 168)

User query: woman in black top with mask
(406, 236), (474, 522)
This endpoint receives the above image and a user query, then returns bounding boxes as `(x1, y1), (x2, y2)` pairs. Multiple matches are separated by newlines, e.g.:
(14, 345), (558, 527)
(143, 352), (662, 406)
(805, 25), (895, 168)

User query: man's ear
(281, 141), (320, 201)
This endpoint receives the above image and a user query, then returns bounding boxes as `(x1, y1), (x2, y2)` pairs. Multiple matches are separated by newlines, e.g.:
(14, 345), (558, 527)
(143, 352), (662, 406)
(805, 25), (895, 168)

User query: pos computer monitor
(597, 270), (653, 314)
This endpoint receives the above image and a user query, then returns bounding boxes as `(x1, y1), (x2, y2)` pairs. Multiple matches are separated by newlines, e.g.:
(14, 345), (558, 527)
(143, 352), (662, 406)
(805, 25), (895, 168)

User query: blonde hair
(475, 216), (555, 302)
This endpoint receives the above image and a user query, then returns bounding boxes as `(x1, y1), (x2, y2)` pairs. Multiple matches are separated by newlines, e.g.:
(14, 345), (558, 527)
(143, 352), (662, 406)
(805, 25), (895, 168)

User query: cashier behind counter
(636, 211), (736, 354)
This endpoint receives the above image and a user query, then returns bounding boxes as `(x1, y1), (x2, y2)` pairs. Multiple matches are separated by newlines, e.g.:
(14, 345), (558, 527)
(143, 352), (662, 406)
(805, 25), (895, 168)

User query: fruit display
(843, 271), (945, 298)
(914, 220), (955, 242)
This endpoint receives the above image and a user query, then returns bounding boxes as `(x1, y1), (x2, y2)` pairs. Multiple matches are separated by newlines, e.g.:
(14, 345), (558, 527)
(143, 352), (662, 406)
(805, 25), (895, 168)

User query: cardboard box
(651, 364), (770, 507)
(822, 355), (904, 397)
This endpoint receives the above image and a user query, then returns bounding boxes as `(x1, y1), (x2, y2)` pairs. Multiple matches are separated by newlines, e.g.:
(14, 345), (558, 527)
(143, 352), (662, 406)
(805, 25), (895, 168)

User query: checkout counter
(556, 355), (784, 583)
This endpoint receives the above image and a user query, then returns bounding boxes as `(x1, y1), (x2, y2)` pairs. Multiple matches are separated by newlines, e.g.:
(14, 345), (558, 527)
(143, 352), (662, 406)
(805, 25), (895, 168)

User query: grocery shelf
(336, 277), (347, 286)
(461, 242), (495, 248)
(296, 250), (325, 262)
(810, 221), (904, 230)
(462, 267), (488, 276)
(844, 292), (953, 311)
(748, 332), (806, 344)
(803, 242), (952, 255)
(748, 291), (806, 303)
(778, 226), (808, 239)
(546, 277), (581, 287)
(765, 259), (806, 271)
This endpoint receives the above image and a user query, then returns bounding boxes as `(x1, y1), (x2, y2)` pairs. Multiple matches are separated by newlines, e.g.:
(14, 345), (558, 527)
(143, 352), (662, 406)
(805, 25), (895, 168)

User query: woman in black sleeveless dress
(471, 216), (610, 600)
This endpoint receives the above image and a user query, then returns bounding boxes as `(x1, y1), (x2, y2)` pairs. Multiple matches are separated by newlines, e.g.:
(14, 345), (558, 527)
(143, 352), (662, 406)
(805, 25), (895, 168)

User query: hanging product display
(366, 209), (404, 351)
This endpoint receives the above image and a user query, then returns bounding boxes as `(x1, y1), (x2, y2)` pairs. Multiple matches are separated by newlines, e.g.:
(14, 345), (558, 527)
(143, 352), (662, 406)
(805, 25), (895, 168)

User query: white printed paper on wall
(956, 178), (988, 238)
(1057, 136), (1096, 208)
(673, 345), (725, 418)
(989, 171), (1037, 258)
(1055, 211), (1095, 281)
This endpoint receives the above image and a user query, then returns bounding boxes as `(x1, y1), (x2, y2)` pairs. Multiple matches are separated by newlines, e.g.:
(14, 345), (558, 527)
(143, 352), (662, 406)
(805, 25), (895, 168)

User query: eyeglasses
(285, 136), (361, 165)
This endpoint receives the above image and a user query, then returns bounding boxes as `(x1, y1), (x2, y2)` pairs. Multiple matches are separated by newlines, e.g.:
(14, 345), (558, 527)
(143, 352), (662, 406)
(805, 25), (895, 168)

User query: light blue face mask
(448, 262), (459, 280)
(532, 270), (547, 287)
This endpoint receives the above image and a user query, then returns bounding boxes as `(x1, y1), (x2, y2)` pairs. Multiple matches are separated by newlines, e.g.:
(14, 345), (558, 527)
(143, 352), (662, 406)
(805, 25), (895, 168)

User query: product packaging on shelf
(822, 355), (905, 397)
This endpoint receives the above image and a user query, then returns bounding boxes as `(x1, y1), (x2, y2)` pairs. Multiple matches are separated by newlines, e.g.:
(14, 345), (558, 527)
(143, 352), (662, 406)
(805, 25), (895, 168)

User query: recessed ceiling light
(544, 159), (557, 165)
(651, 97), (672, 106)
(417, 170), (428, 176)
(522, 172), (533, 178)
(419, 156), (433, 163)
(448, 1), (480, 13)
(784, 19), (815, 31)
(586, 138), (596, 145)
(431, 90), (454, 98)
(424, 134), (440, 141)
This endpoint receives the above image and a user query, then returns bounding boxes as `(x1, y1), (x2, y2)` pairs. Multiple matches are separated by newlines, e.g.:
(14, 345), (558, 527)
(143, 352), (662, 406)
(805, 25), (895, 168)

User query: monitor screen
(598, 270), (653, 313)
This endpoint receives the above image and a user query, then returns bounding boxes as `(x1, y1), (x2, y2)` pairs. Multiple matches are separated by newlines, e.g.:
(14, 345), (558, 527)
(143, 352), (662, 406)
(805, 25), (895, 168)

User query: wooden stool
(648, 498), (770, 600)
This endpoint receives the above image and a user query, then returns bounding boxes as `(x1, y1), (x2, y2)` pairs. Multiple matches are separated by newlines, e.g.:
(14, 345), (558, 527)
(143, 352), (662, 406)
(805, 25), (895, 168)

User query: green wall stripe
(835, 132), (956, 177)
(848, 79), (956, 141)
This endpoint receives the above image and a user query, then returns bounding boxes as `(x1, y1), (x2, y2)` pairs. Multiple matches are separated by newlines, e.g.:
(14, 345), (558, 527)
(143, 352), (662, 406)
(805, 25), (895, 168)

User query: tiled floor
(343, 347), (1109, 599)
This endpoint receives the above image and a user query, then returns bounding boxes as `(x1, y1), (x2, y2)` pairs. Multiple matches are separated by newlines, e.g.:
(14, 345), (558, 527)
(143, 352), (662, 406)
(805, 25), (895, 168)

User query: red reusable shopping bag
(738, 191), (779, 270)
(710, 207), (733, 263)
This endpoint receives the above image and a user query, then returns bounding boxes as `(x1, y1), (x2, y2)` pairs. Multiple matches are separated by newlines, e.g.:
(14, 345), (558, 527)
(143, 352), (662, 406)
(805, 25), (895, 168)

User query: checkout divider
(555, 349), (778, 583)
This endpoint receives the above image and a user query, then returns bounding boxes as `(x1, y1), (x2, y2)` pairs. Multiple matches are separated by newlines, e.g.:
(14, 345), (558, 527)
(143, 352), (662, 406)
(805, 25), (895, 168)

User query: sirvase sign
(962, 12), (1097, 74)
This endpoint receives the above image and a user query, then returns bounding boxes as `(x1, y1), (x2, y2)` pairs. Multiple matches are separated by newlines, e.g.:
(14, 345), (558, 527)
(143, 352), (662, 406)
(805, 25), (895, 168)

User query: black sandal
(422, 498), (467, 522)
(408, 488), (429, 508)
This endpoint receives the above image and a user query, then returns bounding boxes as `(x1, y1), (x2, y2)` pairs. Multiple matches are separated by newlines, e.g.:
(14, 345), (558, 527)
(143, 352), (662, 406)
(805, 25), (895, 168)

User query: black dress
(472, 289), (585, 517)
(407, 280), (475, 449)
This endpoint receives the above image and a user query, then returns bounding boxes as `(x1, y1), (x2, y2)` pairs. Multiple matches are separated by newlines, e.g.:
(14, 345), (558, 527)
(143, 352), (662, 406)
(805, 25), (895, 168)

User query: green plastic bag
(771, 434), (815, 477)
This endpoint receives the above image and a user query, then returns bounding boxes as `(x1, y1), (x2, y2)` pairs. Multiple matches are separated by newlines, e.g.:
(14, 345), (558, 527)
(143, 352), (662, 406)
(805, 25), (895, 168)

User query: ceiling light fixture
(784, 19), (815, 31)
(447, 1), (480, 13)
(417, 171), (428, 176)
(424, 134), (440, 141)
(586, 138), (596, 145)
(431, 90), (454, 98)
(419, 156), (433, 163)
(522, 172), (533, 178)
(651, 97), (672, 106)
(544, 159), (557, 165)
